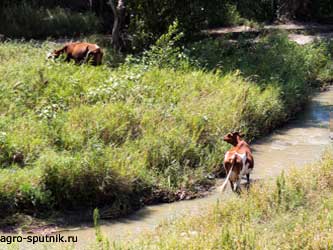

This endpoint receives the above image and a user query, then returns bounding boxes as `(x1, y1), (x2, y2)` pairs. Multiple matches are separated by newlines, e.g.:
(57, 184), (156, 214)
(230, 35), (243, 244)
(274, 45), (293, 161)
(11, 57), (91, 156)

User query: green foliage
(139, 21), (189, 68)
(0, 34), (331, 218)
(59, 103), (141, 150)
(310, 0), (333, 21)
(0, 4), (102, 38)
(0, 167), (50, 216)
(236, 0), (276, 22)
(0, 0), (257, 49)
(2, 0), (333, 52)
(126, 0), (251, 51)
(0, 116), (49, 168)
(39, 149), (137, 209)
(187, 32), (332, 119)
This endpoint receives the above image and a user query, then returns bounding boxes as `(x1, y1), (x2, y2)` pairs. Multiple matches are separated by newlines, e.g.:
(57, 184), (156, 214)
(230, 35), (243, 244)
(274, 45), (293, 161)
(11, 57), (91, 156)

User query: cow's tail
(219, 156), (235, 192)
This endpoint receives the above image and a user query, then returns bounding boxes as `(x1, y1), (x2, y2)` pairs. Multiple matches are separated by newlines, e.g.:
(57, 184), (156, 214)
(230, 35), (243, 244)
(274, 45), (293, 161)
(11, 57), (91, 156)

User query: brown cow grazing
(48, 42), (103, 66)
(219, 132), (254, 193)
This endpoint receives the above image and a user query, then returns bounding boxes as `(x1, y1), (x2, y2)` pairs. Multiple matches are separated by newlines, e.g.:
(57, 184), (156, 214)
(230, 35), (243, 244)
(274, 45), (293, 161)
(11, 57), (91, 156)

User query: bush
(236, 0), (276, 22)
(126, 0), (246, 51)
(308, 0), (333, 21)
(40, 150), (124, 208)
(0, 167), (49, 216)
(187, 32), (331, 117)
(138, 21), (189, 69)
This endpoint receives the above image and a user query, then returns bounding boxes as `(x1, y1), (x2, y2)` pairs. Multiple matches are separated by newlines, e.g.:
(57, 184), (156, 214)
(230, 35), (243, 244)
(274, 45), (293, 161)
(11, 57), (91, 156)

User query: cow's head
(47, 49), (62, 60)
(223, 131), (244, 146)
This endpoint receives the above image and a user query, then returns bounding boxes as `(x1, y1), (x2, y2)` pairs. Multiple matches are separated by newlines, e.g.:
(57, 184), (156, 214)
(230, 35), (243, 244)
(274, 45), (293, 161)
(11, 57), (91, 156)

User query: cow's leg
(234, 178), (241, 194)
(84, 51), (92, 64)
(229, 180), (234, 191)
(246, 173), (250, 189)
(96, 52), (102, 65)
(65, 54), (71, 62)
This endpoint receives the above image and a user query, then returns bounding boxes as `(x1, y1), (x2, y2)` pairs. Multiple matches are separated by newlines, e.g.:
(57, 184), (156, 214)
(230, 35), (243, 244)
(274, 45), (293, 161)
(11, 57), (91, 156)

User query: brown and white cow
(219, 132), (254, 193)
(47, 42), (103, 66)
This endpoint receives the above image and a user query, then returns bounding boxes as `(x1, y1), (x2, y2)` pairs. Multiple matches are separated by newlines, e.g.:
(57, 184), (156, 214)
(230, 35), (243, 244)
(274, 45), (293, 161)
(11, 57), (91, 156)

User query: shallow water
(2, 88), (333, 250)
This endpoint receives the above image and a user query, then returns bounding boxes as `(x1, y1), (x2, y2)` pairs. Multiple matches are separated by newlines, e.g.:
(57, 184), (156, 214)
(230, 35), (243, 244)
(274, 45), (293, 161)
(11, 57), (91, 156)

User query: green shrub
(236, 0), (276, 22)
(39, 149), (140, 211)
(140, 21), (187, 69)
(0, 167), (48, 216)
(207, 3), (244, 27)
(187, 32), (331, 117)
(125, 0), (249, 50)
(310, 0), (333, 21)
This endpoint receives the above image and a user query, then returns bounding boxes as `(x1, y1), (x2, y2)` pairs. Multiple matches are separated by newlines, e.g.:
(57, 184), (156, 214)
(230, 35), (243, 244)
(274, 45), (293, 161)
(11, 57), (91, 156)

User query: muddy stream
(3, 88), (333, 250)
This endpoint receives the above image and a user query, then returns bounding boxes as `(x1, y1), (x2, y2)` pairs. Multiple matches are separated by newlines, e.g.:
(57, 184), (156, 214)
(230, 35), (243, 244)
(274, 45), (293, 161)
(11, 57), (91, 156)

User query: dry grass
(98, 149), (333, 250)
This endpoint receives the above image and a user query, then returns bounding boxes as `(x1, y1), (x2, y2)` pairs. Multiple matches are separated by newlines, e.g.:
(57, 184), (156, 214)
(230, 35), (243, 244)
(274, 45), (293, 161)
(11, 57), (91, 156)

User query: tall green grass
(0, 31), (332, 219)
(187, 32), (333, 117)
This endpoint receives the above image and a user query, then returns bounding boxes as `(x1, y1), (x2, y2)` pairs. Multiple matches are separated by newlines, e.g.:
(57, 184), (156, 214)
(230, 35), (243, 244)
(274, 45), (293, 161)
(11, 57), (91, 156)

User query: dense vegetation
(1, 0), (333, 51)
(0, 4), (102, 38)
(0, 30), (332, 219)
(94, 149), (333, 250)
(1, 2), (333, 250)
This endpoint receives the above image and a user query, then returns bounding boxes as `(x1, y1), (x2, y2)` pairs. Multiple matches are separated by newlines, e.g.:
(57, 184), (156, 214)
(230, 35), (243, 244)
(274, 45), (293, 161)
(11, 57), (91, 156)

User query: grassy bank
(0, 32), (332, 221)
(98, 149), (333, 250)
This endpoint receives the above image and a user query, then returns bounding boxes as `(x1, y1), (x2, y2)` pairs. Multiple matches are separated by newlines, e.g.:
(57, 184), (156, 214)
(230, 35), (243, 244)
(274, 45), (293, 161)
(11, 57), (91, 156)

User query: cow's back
(225, 141), (254, 170)
(65, 43), (88, 60)
(237, 141), (254, 170)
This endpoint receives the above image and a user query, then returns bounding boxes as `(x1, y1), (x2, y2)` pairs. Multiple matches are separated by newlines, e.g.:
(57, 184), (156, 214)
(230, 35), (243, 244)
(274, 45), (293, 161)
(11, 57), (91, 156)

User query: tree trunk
(107, 0), (125, 51)
(277, 0), (311, 21)
(297, 0), (311, 19)
(88, 0), (93, 11)
(277, 0), (295, 21)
